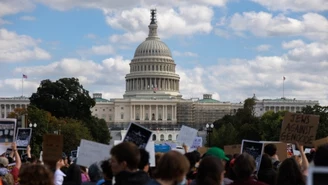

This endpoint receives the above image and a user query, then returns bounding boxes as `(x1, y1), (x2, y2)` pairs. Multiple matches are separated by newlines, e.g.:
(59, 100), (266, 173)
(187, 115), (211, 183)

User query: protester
(19, 163), (54, 185)
(146, 150), (190, 185)
(263, 144), (280, 171)
(312, 144), (328, 184)
(138, 149), (150, 173)
(276, 157), (306, 185)
(230, 153), (267, 185)
(54, 157), (66, 185)
(257, 154), (277, 185)
(81, 162), (103, 185)
(96, 160), (112, 185)
(81, 166), (90, 183)
(110, 142), (150, 185)
(0, 157), (14, 185)
(195, 156), (225, 185)
(63, 163), (82, 185)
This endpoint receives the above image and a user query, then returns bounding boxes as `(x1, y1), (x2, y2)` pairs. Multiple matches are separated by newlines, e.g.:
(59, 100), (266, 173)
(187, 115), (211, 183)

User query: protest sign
(42, 134), (63, 168)
(76, 139), (111, 168)
(313, 137), (328, 149)
(189, 137), (203, 152)
(280, 112), (320, 147)
(176, 125), (198, 147)
(0, 118), (16, 147)
(123, 123), (152, 149)
(197, 147), (208, 156)
(16, 128), (32, 150)
(241, 140), (264, 172)
(261, 141), (288, 162)
(224, 144), (241, 156)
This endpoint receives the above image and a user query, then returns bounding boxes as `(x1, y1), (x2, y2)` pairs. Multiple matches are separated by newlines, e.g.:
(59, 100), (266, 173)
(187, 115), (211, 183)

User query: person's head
(196, 156), (225, 185)
(277, 158), (305, 185)
(88, 162), (103, 182)
(153, 151), (190, 184)
(110, 142), (140, 175)
(314, 144), (328, 167)
(264, 144), (277, 157)
(259, 154), (273, 171)
(203, 147), (229, 165)
(101, 160), (113, 180)
(0, 157), (9, 168)
(233, 153), (256, 180)
(28, 155), (38, 164)
(292, 155), (302, 167)
(64, 163), (82, 184)
(19, 164), (54, 185)
(155, 152), (164, 166)
(138, 148), (150, 172)
(185, 152), (197, 170)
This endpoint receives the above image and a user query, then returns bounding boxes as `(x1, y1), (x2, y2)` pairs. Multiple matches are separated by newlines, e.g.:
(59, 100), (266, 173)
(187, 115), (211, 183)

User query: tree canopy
(30, 78), (95, 120)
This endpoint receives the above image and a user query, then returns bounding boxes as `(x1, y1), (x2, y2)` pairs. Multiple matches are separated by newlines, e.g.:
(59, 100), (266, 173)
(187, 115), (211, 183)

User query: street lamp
(29, 123), (37, 128)
(206, 123), (214, 147)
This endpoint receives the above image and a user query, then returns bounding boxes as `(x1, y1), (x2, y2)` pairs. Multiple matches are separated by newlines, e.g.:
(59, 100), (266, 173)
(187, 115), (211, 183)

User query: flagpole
(283, 77), (285, 98)
(22, 76), (24, 97)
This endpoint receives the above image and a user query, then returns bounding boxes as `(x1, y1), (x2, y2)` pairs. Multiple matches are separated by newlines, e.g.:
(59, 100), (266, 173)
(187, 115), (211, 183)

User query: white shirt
(54, 169), (66, 185)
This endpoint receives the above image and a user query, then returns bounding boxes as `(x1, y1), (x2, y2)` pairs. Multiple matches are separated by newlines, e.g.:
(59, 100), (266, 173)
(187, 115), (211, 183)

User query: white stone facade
(0, 97), (29, 118)
(254, 97), (319, 117)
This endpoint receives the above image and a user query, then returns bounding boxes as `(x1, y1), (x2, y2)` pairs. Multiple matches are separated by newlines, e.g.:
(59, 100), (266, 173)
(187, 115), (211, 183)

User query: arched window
(152, 134), (156, 141)
(160, 134), (165, 141)
(168, 134), (172, 141)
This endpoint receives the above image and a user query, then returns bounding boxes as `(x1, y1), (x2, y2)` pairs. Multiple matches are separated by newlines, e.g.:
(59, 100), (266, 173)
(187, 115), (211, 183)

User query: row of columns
(0, 104), (28, 118)
(130, 105), (176, 121)
(126, 78), (179, 91)
(265, 106), (302, 112)
(131, 64), (175, 73)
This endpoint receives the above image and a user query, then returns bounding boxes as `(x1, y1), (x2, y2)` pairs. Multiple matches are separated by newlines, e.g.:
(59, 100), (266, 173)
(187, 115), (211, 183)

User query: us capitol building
(0, 10), (319, 143)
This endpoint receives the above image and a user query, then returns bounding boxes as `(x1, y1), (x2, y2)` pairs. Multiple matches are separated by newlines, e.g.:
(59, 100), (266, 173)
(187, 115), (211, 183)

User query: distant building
(254, 96), (319, 117)
(0, 97), (29, 118)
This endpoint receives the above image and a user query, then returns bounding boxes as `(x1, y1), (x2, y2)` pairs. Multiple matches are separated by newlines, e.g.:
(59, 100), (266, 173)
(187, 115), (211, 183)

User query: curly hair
(18, 164), (54, 185)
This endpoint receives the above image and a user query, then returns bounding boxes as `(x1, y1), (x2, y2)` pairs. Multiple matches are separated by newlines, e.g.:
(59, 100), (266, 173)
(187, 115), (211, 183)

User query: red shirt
(230, 177), (268, 185)
(10, 166), (19, 184)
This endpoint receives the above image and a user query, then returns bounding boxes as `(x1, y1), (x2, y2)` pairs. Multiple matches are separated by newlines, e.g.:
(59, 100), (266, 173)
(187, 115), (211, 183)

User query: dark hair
(101, 160), (113, 180)
(258, 154), (277, 185)
(264, 144), (277, 157)
(233, 153), (256, 180)
(63, 163), (82, 185)
(110, 142), (140, 170)
(138, 148), (150, 170)
(185, 152), (197, 170)
(259, 154), (273, 170)
(314, 144), (328, 167)
(276, 158), (305, 185)
(196, 156), (224, 185)
(19, 164), (54, 185)
(88, 162), (103, 182)
(153, 151), (190, 181)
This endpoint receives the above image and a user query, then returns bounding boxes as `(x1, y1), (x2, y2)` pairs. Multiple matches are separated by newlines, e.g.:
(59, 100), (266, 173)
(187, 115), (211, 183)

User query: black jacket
(114, 171), (150, 185)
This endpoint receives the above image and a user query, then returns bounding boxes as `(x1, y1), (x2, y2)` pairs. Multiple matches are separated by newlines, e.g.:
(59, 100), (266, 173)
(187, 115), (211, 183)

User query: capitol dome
(134, 39), (172, 58)
(124, 9), (181, 99)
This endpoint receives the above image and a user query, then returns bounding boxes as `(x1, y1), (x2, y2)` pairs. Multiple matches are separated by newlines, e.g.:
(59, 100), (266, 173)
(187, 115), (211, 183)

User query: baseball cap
(203, 147), (229, 161)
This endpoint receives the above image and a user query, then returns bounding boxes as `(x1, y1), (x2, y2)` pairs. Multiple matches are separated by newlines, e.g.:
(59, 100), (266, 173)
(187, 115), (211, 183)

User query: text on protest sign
(176, 125), (198, 147)
(280, 112), (320, 147)
(76, 139), (112, 168)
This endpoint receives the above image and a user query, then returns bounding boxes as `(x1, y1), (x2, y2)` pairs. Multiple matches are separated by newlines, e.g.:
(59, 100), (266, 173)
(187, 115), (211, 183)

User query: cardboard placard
(42, 134), (63, 168)
(224, 144), (241, 156)
(176, 125), (198, 147)
(16, 128), (32, 150)
(313, 137), (328, 149)
(241, 140), (264, 173)
(123, 123), (152, 149)
(76, 139), (111, 168)
(280, 112), (320, 147)
(197, 147), (208, 156)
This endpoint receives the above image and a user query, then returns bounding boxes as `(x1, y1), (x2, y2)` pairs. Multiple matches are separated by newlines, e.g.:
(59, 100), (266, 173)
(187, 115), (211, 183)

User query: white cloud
(107, 6), (214, 43)
(90, 45), (115, 55)
(0, 0), (35, 24)
(20, 16), (36, 21)
(173, 51), (198, 57)
(85, 33), (97, 39)
(282, 40), (305, 49)
(229, 12), (328, 41)
(0, 29), (51, 62)
(251, 0), (328, 12)
(214, 28), (230, 38)
(256, 44), (271, 51)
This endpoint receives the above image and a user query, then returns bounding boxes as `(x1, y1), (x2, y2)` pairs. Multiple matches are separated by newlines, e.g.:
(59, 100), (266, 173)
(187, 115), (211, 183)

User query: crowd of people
(0, 141), (328, 185)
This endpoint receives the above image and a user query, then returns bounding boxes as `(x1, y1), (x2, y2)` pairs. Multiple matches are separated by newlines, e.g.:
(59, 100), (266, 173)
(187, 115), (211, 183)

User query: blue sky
(0, 0), (327, 104)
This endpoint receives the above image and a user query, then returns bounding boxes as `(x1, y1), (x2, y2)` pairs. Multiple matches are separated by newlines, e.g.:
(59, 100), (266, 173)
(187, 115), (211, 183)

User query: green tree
(30, 78), (95, 120)
(83, 117), (111, 144)
(209, 122), (238, 147)
(259, 111), (286, 141)
(301, 105), (328, 139)
(59, 118), (93, 154)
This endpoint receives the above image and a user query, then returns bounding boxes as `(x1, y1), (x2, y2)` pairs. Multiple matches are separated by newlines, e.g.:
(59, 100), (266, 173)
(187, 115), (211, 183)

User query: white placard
(176, 125), (198, 147)
(189, 137), (203, 152)
(76, 139), (111, 167)
(114, 140), (156, 167)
